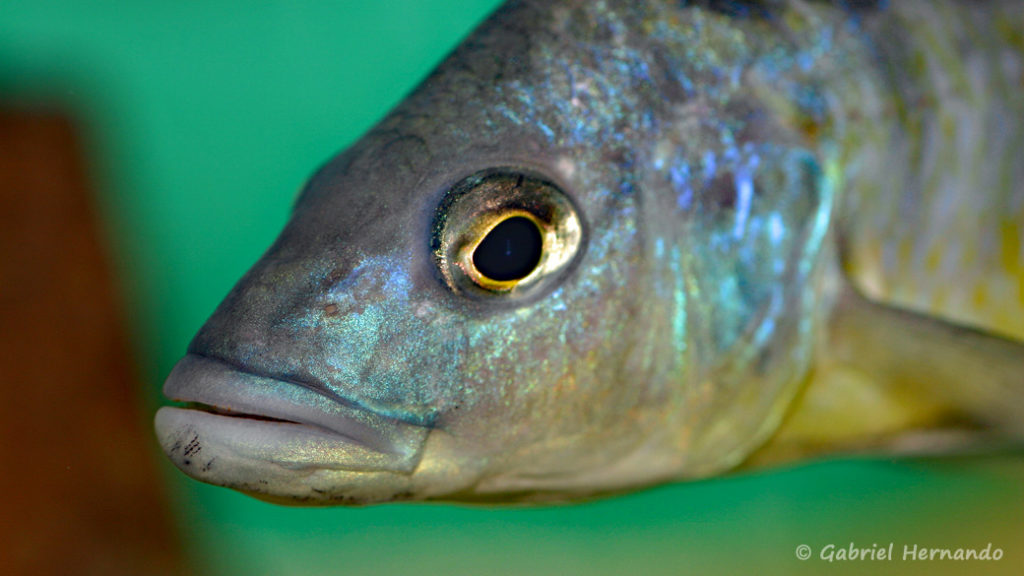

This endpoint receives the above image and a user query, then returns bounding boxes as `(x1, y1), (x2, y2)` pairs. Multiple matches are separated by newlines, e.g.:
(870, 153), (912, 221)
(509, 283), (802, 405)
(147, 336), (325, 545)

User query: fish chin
(154, 408), (420, 504)
(154, 355), (431, 504)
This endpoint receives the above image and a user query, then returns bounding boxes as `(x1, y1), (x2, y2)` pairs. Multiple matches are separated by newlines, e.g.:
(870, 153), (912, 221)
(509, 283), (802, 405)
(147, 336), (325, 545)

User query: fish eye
(432, 169), (583, 297)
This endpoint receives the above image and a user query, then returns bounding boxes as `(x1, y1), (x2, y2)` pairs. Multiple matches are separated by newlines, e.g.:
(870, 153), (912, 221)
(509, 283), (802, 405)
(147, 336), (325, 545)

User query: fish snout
(155, 355), (431, 503)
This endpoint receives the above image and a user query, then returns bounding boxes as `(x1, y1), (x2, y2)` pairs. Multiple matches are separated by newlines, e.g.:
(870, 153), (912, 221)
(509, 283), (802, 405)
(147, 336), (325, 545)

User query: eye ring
(432, 169), (583, 298)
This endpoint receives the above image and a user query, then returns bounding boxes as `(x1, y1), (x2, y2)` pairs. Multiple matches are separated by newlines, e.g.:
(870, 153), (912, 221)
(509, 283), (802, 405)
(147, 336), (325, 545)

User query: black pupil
(472, 216), (543, 282)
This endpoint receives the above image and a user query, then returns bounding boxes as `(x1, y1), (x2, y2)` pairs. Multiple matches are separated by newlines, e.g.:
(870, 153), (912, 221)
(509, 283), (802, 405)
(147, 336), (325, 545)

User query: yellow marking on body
(1000, 219), (1020, 271)
(995, 17), (1024, 52)
(924, 242), (942, 273)
(931, 285), (949, 314)
(999, 220), (1024, 309)
(1018, 272), (1024, 312)
(847, 236), (886, 298)
(897, 236), (914, 268)
(971, 284), (989, 310)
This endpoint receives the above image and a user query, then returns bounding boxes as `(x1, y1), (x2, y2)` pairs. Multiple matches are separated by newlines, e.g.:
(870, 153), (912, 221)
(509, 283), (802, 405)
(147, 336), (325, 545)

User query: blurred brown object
(0, 109), (185, 576)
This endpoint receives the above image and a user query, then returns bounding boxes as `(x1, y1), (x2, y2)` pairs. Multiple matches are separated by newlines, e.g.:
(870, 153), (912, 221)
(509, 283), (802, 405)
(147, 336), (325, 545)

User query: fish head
(155, 1), (837, 504)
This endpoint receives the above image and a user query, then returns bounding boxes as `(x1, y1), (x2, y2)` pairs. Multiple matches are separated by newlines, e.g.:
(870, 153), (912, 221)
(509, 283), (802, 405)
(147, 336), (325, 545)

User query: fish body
(155, 0), (1024, 504)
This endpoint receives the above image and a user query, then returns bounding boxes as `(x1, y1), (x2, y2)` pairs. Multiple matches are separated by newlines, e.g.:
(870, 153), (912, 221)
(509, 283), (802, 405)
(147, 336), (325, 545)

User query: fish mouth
(154, 355), (429, 500)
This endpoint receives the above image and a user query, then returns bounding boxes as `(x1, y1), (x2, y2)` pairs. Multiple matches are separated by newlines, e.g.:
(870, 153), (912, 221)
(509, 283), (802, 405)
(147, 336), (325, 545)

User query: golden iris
(432, 170), (583, 297)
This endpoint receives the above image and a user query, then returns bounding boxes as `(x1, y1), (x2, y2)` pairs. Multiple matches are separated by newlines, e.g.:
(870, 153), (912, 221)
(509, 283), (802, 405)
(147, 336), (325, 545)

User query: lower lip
(155, 406), (409, 472)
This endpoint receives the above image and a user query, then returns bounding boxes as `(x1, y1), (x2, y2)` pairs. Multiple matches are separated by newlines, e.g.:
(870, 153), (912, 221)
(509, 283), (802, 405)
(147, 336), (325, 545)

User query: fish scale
(838, 0), (1024, 340)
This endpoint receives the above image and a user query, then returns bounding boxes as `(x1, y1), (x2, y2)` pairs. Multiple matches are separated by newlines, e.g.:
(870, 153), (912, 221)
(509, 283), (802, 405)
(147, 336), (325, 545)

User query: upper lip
(163, 354), (423, 456)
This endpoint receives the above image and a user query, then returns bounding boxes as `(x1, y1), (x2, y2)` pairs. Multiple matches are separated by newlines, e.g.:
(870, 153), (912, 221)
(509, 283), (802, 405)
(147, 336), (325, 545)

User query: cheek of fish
(155, 0), (1024, 505)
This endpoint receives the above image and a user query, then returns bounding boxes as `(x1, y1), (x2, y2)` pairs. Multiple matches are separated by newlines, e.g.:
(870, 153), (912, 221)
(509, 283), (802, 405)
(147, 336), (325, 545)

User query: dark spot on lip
(183, 433), (201, 457)
(323, 303), (339, 316)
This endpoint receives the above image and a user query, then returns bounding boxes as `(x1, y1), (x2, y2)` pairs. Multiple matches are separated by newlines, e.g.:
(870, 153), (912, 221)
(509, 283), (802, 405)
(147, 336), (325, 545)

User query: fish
(154, 0), (1024, 505)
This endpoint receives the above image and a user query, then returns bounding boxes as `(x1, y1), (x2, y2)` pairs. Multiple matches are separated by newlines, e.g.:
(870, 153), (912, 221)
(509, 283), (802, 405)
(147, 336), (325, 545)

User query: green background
(2, 1), (1021, 574)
